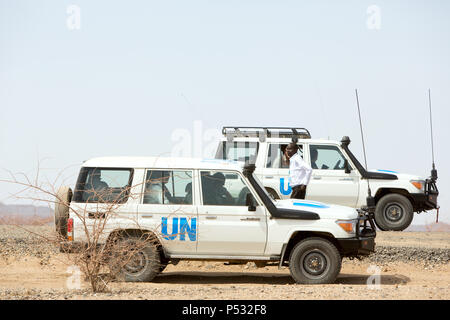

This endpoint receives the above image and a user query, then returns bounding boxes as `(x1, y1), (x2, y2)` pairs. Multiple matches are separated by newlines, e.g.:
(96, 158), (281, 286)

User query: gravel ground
(0, 225), (449, 300)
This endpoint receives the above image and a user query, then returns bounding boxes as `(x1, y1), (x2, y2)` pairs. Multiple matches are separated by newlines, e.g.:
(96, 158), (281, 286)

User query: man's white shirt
(289, 152), (313, 187)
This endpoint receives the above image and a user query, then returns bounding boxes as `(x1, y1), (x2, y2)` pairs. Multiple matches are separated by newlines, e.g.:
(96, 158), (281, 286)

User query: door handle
(313, 176), (322, 180)
(265, 176), (274, 179)
(88, 212), (105, 219)
(141, 214), (153, 218)
(240, 217), (260, 221)
(339, 178), (354, 181)
(205, 216), (217, 220)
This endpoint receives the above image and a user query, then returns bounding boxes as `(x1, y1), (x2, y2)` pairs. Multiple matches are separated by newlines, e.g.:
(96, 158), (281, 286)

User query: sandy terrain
(0, 226), (448, 300)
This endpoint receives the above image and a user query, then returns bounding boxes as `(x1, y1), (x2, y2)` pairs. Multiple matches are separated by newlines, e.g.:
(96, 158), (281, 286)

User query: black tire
(54, 186), (72, 239)
(111, 237), (161, 282)
(159, 263), (168, 273)
(289, 237), (341, 284)
(374, 194), (414, 231)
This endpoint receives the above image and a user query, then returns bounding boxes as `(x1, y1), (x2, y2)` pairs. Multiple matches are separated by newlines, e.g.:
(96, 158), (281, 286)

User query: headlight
(336, 219), (357, 234)
(410, 180), (425, 191)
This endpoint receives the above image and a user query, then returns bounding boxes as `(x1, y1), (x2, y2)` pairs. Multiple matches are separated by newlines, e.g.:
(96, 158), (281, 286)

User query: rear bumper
(337, 237), (375, 256)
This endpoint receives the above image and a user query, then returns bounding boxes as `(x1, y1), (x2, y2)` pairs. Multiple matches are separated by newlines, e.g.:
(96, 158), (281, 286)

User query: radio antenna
(428, 89), (438, 181)
(355, 89), (369, 170)
(355, 89), (375, 210)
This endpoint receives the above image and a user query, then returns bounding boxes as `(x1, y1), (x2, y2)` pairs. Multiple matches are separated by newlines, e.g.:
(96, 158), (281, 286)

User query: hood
(275, 199), (358, 220)
(371, 169), (422, 181)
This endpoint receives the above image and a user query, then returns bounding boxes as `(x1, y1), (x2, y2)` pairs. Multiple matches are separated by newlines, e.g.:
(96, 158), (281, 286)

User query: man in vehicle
(83, 170), (109, 201)
(211, 172), (234, 205)
(285, 143), (312, 199)
(144, 171), (174, 204)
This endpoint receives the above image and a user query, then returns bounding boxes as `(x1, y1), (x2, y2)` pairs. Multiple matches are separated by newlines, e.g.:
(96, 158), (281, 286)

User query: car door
(305, 144), (360, 207)
(196, 170), (268, 256)
(137, 169), (197, 255)
(264, 143), (304, 199)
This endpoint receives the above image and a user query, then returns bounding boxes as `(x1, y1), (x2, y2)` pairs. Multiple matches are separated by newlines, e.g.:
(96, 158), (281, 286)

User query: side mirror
(344, 159), (352, 174)
(246, 193), (256, 212)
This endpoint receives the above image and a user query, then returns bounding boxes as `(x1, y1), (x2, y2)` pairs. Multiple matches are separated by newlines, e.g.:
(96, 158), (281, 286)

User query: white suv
(55, 156), (376, 284)
(214, 127), (439, 231)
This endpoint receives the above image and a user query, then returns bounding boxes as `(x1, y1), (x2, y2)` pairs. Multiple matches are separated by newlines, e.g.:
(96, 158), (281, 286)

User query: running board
(168, 254), (280, 261)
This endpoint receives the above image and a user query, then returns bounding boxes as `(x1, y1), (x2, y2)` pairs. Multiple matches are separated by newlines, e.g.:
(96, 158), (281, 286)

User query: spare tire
(55, 186), (72, 238)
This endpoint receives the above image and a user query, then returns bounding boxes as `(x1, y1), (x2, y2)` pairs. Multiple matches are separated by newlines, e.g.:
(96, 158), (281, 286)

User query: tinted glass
(200, 171), (255, 206)
(310, 145), (346, 170)
(143, 170), (193, 205)
(73, 167), (133, 203)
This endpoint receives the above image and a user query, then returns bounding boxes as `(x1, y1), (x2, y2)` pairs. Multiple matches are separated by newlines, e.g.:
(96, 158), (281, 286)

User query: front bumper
(337, 237), (375, 256)
(410, 179), (439, 211)
(337, 209), (376, 257)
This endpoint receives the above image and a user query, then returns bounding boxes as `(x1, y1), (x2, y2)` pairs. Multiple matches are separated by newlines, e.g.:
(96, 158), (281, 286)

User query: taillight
(67, 218), (73, 241)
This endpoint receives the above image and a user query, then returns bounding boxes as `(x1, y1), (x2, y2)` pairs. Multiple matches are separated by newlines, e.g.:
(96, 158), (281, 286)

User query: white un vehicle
(55, 156), (376, 284)
(215, 127), (439, 231)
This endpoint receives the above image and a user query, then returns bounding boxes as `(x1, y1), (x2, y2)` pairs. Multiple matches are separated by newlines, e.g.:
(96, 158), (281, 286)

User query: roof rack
(222, 127), (311, 142)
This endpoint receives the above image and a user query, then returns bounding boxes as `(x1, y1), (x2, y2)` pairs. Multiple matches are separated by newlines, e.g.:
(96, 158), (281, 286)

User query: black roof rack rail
(222, 126), (311, 142)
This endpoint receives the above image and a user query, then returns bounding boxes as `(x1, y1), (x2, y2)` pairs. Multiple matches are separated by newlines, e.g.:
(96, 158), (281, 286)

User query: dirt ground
(0, 227), (448, 300)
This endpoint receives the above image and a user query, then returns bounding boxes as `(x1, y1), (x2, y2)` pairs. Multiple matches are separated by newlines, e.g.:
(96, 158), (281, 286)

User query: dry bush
(0, 167), (177, 293)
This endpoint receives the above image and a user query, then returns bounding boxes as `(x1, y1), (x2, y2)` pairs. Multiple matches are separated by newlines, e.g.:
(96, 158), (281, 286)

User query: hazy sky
(1, 0), (449, 224)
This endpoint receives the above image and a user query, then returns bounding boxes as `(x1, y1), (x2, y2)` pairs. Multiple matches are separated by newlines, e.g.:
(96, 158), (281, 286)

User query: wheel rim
(300, 249), (330, 279)
(384, 203), (405, 223)
(123, 249), (149, 277)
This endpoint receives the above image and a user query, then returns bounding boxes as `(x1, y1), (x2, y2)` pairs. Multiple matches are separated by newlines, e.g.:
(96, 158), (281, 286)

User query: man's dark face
(286, 144), (298, 159)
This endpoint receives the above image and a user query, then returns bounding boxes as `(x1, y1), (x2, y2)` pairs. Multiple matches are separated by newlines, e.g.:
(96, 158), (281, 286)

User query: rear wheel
(111, 237), (161, 282)
(374, 194), (414, 231)
(159, 263), (168, 273)
(289, 237), (341, 284)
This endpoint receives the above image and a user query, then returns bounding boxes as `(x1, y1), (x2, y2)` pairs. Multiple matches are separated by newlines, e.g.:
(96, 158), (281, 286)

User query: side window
(143, 170), (193, 205)
(310, 145), (346, 170)
(266, 144), (303, 168)
(216, 142), (259, 164)
(73, 168), (133, 203)
(200, 171), (255, 206)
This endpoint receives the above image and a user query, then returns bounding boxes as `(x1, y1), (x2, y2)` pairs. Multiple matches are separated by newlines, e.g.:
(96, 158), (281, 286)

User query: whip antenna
(428, 89), (438, 181)
(355, 89), (375, 210)
(355, 89), (369, 171)
(427, 89), (439, 223)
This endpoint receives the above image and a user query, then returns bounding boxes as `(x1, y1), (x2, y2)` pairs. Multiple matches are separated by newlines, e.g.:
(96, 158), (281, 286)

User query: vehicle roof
(219, 137), (342, 144)
(82, 156), (245, 171)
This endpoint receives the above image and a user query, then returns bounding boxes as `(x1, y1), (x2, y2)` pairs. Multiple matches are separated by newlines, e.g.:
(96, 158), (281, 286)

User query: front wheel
(374, 194), (414, 231)
(289, 237), (341, 284)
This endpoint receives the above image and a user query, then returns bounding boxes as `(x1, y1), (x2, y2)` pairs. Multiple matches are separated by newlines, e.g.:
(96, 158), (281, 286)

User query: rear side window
(215, 141), (259, 164)
(266, 144), (303, 168)
(73, 168), (133, 203)
(143, 170), (193, 205)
